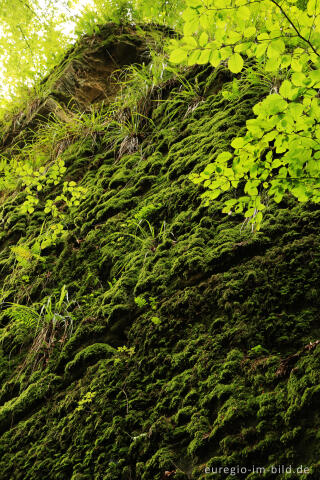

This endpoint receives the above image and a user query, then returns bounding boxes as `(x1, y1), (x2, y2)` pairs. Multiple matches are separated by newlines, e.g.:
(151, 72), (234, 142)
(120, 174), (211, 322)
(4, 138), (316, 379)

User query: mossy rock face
(0, 23), (164, 150)
(0, 22), (320, 480)
(64, 343), (116, 379)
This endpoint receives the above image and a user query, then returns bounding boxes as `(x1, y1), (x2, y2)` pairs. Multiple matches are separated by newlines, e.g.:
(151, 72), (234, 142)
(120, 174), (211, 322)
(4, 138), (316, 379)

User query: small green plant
(132, 203), (162, 223)
(149, 296), (158, 311)
(17, 157), (67, 212)
(3, 285), (76, 373)
(127, 219), (167, 245)
(134, 295), (161, 325)
(113, 345), (135, 365)
(39, 223), (66, 250)
(11, 242), (44, 269)
(114, 63), (154, 112)
(113, 46), (170, 114)
(20, 194), (39, 215)
(104, 110), (154, 160)
(151, 316), (161, 325)
(134, 296), (148, 308)
(75, 391), (97, 413)
(3, 142), (86, 243)
(134, 295), (158, 310)
(248, 345), (269, 357)
(117, 346), (135, 356)
(8, 241), (45, 296)
(5, 303), (41, 332)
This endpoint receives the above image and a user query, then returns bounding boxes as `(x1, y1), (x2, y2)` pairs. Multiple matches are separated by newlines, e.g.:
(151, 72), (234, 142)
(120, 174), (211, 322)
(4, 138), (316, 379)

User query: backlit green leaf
(199, 31), (209, 47)
(228, 53), (244, 73)
(169, 48), (188, 63)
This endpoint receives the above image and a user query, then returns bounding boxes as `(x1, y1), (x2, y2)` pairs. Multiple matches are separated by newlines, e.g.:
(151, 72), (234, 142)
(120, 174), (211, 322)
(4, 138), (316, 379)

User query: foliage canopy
(169, 0), (320, 229)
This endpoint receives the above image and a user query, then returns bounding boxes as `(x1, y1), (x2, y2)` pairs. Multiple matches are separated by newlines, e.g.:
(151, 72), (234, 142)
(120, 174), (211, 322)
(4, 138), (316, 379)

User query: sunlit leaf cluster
(177, 0), (320, 229)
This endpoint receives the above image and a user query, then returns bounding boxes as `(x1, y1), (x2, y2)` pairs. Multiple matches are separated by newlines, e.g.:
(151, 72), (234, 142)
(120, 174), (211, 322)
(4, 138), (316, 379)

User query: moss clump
(65, 343), (116, 378)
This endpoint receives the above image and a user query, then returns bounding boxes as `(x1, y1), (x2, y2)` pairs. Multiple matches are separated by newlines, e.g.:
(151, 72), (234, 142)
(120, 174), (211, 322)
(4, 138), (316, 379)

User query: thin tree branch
(269, 0), (320, 57)
(203, 0), (264, 11)
(17, 25), (34, 57)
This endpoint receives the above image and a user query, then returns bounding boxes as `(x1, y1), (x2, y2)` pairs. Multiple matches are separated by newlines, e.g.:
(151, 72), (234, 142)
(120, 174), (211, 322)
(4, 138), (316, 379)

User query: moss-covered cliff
(0, 24), (319, 480)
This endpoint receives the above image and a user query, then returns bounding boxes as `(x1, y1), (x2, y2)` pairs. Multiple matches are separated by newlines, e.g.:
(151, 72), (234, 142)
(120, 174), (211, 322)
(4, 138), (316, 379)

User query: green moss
(65, 343), (116, 378)
(108, 169), (131, 189)
(0, 374), (61, 434)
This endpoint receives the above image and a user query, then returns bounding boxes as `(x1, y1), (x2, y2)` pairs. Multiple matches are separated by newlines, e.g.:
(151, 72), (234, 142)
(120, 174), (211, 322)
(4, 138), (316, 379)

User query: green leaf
(203, 163), (215, 175)
(228, 53), (244, 73)
(267, 38), (285, 58)
(274, 193), (284, 203)
(183, 19), (199, 36)
(288, 102), (304, 119)
(281, 55), (292, 68)
(265, 57), (281, 72)
(169, 48), (188, 64)
(238, 5), (250, 19)
(272, 158), (282, 169)
(307, 0), (318, 16)
(292, 184), (309, 202)
(216, 152), (232, 163)
(255, 43), (267, 57)
(257, 33), (269, 41)
(246, 119), (264, 137)
(185, 0), (202, 6)
(231, 137), (245, 149)
(291, 72), (307, 86)
(279, 79), (298, 100)
(263, 131), (277, 142)
(252, 102), (263, 116)
(244, 207), (255, 217)
(198, 49), (211, 64)
(228, 32), (242, 44)
(262, 94), (288, 115)
(183, 36), (198, 48)
(151, 316), (161, 325)
(187, 49), (201, 65)
(202, 189), (221, 200)
(307, 159), (320, 175)
(182, 7), (196, 21)
(244, 26), (256, 38)
(200, 14), (210, 30)
(234, 42), (251, 53)
(244, 181), (258, 196)
(220, 46), (233, 60)
(199, 32), (209, 47)
(310, 69), (320, 86)
(291, 58), (303, 72)
(210, 49), (221, 67)
(222, 199), (237, 214)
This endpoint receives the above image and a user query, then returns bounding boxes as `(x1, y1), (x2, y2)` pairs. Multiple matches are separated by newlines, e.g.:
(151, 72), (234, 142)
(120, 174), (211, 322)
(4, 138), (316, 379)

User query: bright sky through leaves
(0, 0), (93, 101)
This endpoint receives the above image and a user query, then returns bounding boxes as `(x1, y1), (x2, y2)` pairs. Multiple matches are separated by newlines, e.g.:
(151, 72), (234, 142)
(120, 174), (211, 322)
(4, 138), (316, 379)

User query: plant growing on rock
(75, 390), (97, 413)
(2, 285), (76, 373)
(134, 295), (161, 324)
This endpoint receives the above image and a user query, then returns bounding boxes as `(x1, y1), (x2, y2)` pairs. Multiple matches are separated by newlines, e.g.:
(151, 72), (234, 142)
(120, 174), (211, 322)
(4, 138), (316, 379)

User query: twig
(270, 0), (320, 57)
